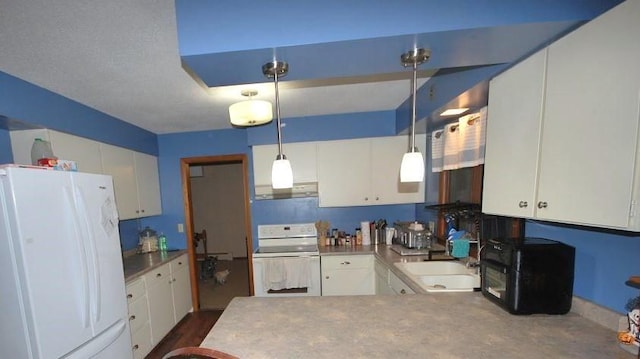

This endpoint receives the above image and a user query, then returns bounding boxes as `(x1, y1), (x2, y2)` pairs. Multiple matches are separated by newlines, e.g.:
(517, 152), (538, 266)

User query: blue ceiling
(174, 0), (623, 127)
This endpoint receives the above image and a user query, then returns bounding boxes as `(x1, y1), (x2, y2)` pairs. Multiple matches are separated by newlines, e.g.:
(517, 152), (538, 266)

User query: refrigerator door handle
(65, 186), (91, 329)
(73, 185), (102, 323)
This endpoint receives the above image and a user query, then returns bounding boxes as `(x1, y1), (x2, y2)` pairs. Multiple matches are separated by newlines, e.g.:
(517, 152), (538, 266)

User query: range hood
(254, 182), (318, 200)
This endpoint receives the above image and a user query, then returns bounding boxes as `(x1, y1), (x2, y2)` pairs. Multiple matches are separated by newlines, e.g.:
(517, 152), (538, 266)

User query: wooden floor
(145, 310), (223, 359)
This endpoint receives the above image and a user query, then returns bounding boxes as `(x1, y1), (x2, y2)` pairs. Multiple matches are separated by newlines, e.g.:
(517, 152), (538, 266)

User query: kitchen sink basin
(418, 274), (479, 292)
(394, 261), (480, 293)
(394, 261), (470, 276)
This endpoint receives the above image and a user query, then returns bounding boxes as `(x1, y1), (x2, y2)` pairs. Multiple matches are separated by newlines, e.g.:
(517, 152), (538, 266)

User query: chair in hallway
(162, 346), (238, 359)
(193, 229), (208, 259)
(194, 229), (217, 279)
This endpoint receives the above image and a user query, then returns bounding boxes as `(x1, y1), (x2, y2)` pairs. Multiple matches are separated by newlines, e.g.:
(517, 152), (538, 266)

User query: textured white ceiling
(0, 0), (428, 134)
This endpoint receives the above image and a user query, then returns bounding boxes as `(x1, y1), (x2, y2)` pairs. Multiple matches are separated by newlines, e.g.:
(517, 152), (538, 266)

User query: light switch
(177, 223), (184, 233)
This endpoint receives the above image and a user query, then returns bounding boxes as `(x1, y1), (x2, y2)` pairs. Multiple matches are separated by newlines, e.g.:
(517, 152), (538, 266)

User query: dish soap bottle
(158, 233), (167, 252)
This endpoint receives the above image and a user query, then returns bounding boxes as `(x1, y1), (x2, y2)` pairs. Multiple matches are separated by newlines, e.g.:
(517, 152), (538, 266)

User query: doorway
(180, 155), (254, 312)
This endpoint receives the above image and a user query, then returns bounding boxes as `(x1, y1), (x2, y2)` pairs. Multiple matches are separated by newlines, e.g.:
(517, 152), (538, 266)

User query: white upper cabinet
(317, 138), (371, 207)
(482, 49), (546, 218)
(101, 144), (139, 220)
(48, 130), (103, 174)
(9, 128), (103, 173)
(483, 0), (640, 230)
(10, 129), (161, 220)
(134, 152), (162, 218)
(252, 141), (318, 186)
(317, 135), (425, 207)
(101, 144), (162, 220)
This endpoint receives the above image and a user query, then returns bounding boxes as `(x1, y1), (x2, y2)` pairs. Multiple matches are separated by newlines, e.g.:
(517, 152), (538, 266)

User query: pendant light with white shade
(262, 60), (293, 189)
(400, 48), (430, 183)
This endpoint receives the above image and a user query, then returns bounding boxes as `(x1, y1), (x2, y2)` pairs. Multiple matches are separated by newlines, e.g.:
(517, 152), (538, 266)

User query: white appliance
(0, 166), (132, 359)
(252, 223), (321, 297)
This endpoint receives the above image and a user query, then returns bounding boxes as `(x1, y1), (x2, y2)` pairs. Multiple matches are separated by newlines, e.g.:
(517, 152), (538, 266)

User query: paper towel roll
(361, 221), (371, 245)
(385, 228), (395, 245)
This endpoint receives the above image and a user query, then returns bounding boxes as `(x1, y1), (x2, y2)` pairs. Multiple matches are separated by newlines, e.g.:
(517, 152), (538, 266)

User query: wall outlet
(177, 223), (184, 233)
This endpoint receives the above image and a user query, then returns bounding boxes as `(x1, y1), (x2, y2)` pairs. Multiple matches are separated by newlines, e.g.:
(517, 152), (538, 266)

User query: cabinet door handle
(364, 197), (368, 201)
(127, 293), (133, 299)
(325, 276), (330, 279)
(141, 209), (145, 213)
(537, 201), (548, 209)
(375, 196), (379, 200)
(400, 289), (406, 294)
(518, 201), (528, 208)
(133, 344), (139, 351)
(129, 315), (136, 321)
(340, 261), (351, 265)
(178, 262), (182, 265)
(156, 273), (162, 277)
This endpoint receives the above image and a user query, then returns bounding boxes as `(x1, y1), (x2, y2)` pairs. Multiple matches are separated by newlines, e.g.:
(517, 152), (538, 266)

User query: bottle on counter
(355, 228), (362, 246)
(158, 233), (167, 252)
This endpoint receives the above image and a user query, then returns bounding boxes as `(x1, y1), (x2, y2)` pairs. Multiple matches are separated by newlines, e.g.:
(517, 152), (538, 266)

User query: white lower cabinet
(389, 270), (415, 295)
(374, 258), (394, 295)
(128, 254), (192, 354)
(125, 278), (152, 359)
(374, 258), (414, 295)
(170, 254), (193, 323)
(145, 262), (174, 344)
(321, 255), (375, 296)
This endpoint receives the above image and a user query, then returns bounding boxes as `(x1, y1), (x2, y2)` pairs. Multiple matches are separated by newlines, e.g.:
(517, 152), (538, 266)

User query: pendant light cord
(410, 60), (418, 153)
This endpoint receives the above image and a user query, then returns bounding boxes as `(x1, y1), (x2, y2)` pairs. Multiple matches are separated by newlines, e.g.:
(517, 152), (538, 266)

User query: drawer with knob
(131, 321), (153, 359)
(128, 294), (150, 333)
(144, 263), (171, 288)
(125, 277), (145, 304)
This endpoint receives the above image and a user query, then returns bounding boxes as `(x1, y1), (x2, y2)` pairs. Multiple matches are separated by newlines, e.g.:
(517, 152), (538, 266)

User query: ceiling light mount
(262, 61), (289, 79)
(240, 89), (259, 98)
(401, 48), (431, 68)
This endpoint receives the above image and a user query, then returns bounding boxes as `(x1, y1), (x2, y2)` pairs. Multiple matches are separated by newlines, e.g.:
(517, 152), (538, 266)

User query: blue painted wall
(526, 220), (640, 314)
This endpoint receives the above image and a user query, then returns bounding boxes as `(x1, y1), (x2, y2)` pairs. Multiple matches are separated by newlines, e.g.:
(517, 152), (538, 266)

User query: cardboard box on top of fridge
(53, 159), (77, 171)
(36, 158), (78, 171)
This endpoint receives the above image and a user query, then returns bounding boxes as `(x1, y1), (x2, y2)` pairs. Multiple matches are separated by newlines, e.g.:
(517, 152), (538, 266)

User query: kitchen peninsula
(201, 294), (623, 358)
(201, 244), (626, 358)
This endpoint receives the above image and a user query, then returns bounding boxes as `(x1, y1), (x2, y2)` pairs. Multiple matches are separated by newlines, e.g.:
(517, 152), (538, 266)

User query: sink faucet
(446, 238), (483, 274)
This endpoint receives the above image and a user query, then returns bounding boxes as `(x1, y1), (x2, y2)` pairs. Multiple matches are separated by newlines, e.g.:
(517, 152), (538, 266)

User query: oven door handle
(481, 259), (509, 274)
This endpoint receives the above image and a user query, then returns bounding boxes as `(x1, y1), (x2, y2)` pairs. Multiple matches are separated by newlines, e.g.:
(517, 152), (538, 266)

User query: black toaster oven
(481, 237), (575, 315)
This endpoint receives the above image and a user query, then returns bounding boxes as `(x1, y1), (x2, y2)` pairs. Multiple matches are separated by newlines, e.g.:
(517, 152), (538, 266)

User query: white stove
(253, 223), (319, 258)
(252, 223), (321, 297)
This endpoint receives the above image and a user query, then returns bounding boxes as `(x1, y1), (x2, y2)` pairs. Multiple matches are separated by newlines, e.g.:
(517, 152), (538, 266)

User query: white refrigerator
(0, 166), (132, 358)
